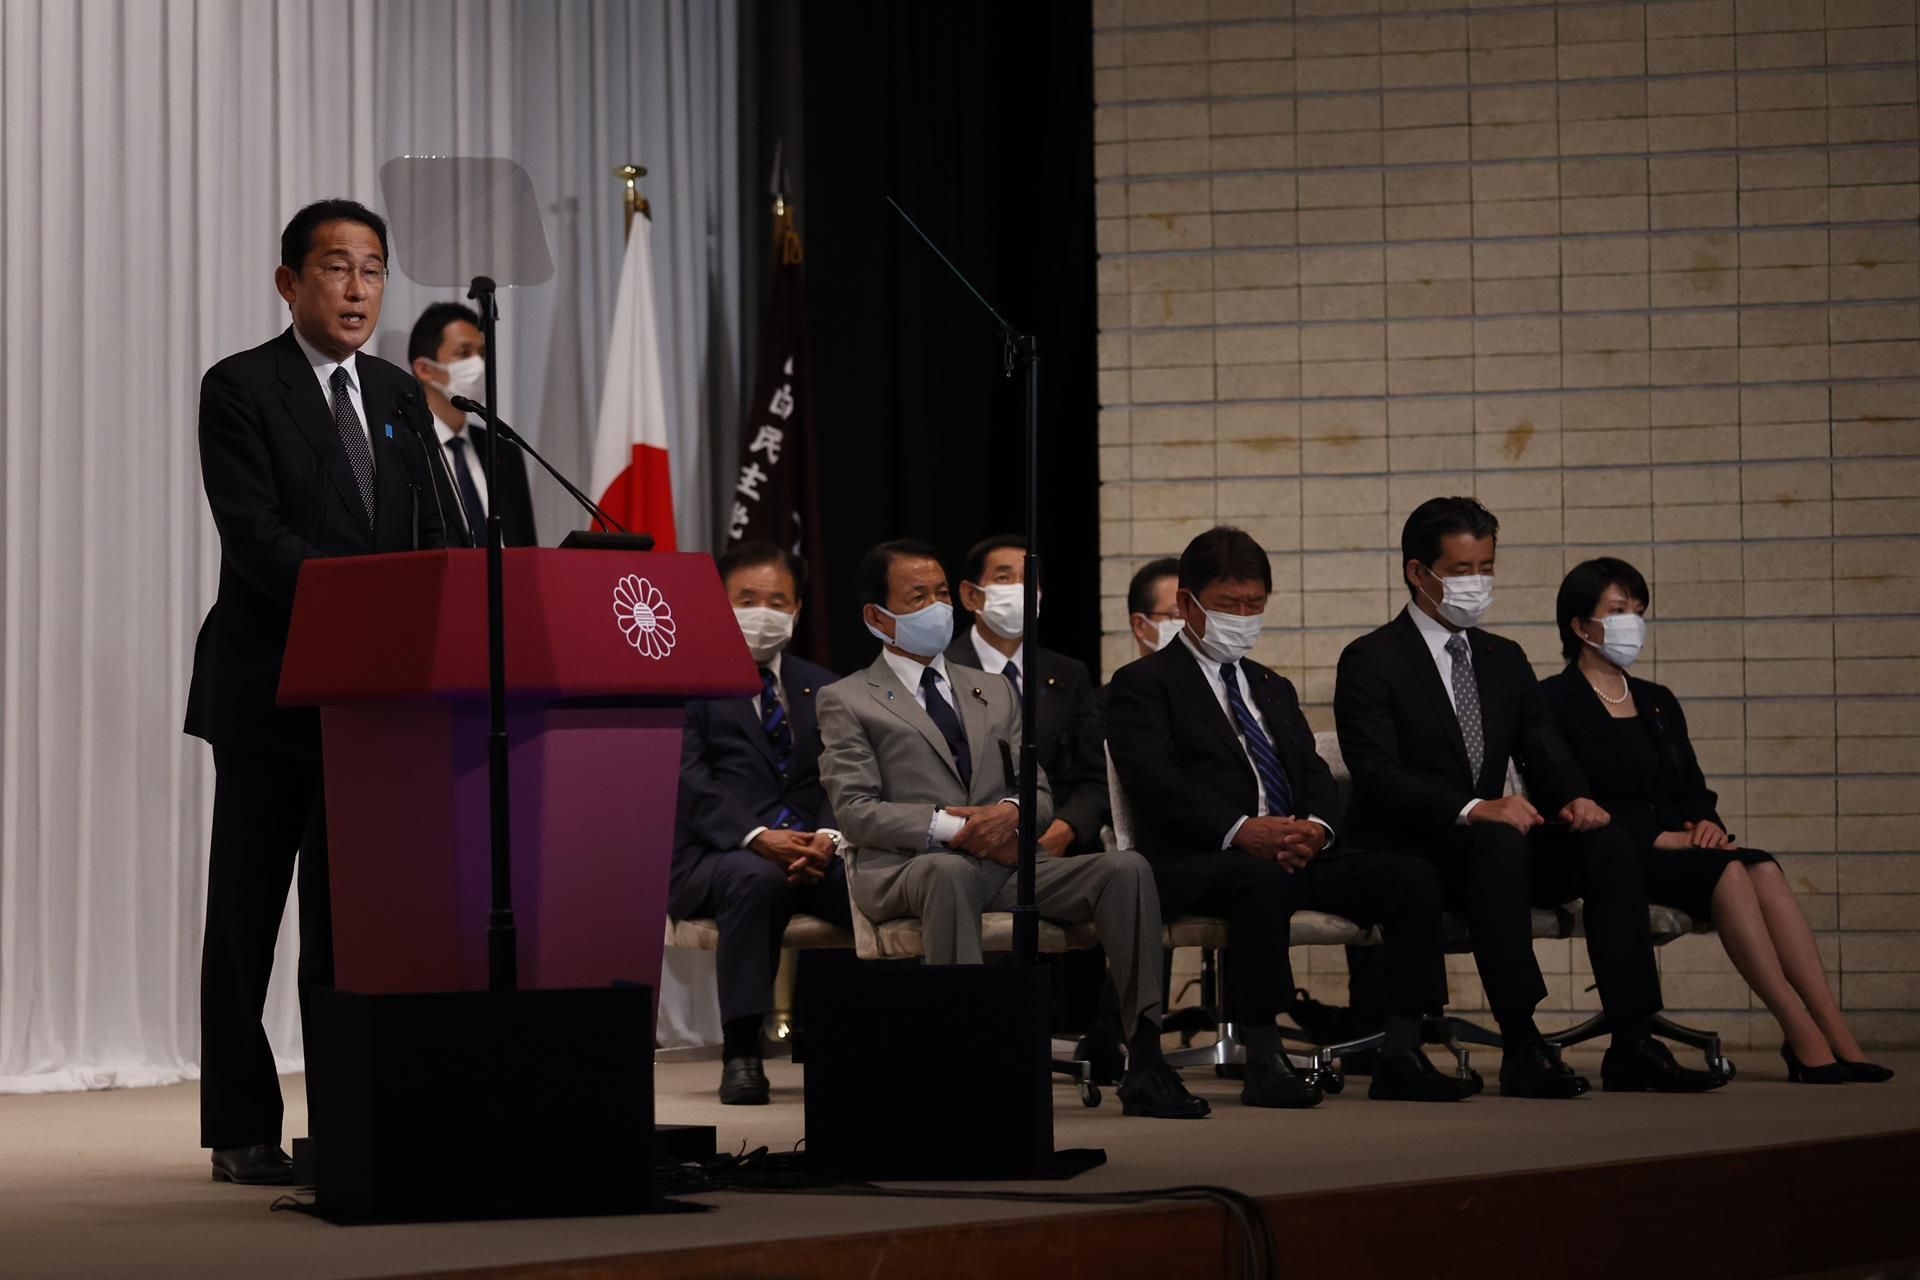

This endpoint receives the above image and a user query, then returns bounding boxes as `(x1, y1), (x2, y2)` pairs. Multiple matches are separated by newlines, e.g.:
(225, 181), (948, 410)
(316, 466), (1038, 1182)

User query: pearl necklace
(1590, 671), (1630, 705)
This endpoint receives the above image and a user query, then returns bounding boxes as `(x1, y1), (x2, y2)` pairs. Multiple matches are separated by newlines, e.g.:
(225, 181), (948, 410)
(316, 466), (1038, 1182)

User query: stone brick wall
(1093, 0), (1920, 1045)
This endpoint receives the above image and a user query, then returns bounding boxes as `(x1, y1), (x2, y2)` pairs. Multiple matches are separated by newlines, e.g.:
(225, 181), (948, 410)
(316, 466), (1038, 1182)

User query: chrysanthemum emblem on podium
(612, 575), (676, 659)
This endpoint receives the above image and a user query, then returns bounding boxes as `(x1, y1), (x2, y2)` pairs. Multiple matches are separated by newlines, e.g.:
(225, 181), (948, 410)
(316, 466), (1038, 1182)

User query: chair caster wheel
(1712, 1057), (1735, 1084)
(1079, 1082), (1101, 1108)
(1320, 1070), (1345, 1095)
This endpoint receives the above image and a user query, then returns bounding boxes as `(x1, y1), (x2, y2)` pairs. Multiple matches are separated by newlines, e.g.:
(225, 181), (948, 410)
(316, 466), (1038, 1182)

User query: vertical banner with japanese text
(726, 204), (826, 659)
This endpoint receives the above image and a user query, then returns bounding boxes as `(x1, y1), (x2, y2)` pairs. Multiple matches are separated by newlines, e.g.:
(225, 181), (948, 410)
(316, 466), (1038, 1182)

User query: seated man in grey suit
(817, 539), (1209, 1120)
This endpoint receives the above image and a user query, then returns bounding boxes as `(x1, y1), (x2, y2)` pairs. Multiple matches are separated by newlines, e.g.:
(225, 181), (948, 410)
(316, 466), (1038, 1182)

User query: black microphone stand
(887, 198), (1040, 967)
(448, 396), (630, 535)
(467, 275), (516, 992)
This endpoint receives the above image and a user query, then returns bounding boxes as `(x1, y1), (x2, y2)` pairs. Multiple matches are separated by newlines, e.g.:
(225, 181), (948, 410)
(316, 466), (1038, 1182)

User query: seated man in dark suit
(946, 534), (1118, 1073)
(1107, 526), (1468, 1107)
(405, 301), (538, 547)
(1334, 496), (1718, 1096)
(670, 540), (849, 1104)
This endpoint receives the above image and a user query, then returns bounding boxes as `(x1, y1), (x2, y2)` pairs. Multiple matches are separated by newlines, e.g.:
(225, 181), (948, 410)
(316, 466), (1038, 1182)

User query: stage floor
(2, 1049), (1915, 1279)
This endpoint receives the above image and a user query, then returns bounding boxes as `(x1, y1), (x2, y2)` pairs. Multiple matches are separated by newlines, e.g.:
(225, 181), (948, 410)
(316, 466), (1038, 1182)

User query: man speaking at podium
(185, 199), (446, 1185)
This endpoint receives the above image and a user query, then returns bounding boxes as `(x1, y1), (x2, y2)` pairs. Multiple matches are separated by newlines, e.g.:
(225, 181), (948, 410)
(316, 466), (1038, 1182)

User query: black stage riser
(307, 986), (653, 1224)
(803, 964), (1054, 1180)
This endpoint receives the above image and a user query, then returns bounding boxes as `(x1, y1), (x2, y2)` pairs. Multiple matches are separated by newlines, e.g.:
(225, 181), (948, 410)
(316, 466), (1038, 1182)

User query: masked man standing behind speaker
(404, 301), (538, 548)
(670, 540), (848, 1105)
(817, 540), (1209, 1120)
(186, 199), (447, 1185)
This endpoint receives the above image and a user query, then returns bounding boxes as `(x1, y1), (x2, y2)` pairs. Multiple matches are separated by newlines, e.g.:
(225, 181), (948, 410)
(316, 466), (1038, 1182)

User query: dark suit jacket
(1539, 667), (1723, 852)
(943, 631), (1109, 852)
(1106, 638), (1339, 858)
(421, 421), (539, 548)
(673, 653), (839, 871)
(185, 327), (446, 755)
(1333, 608), (1588, 855)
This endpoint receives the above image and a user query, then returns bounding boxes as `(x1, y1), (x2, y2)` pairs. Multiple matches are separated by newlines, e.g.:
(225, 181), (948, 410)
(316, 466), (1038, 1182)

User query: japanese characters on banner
(726, 205), (826, 659)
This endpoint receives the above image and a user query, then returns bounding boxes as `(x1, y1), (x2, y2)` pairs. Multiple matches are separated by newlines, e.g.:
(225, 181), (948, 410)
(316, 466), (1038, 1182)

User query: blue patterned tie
(1220, 661), (1293, 817)
(1002, 658), (1022, 702)
(760, 666), (793, 778)
(919, 666), (973, 791)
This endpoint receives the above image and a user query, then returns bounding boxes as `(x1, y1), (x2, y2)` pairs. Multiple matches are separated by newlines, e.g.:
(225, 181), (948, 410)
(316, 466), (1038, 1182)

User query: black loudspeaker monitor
(306, 986), (653, 1223)
(803, 963), (1079, 1180)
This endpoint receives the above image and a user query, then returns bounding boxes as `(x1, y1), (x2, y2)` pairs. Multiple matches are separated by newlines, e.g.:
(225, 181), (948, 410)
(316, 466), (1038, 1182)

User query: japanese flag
(588, 217), (677, 548)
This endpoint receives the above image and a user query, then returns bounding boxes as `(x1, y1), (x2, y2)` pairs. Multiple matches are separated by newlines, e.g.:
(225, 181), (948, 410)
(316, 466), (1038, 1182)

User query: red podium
(279, 547), (758, 1005)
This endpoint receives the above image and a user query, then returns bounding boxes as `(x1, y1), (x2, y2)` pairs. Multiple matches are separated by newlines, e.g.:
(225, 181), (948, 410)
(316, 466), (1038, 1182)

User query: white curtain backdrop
(0, 0), (738, 1092)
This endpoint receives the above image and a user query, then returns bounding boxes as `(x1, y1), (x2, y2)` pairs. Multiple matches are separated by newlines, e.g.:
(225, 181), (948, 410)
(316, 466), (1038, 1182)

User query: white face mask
(428, 355), (487, 425)
(734, 606), (796, 664)
(1143, 617), (1184, 652)
(1192, 607), (1262, 666)
(975, 583), (1029, 640)
(865, 600), (955, 659)
(1420, 570), (1494, 629)
(1584, 613), (1647, 669)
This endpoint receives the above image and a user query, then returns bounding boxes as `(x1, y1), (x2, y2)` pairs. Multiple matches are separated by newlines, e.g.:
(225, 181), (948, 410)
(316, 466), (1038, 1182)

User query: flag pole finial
(617, 164), (651, 239)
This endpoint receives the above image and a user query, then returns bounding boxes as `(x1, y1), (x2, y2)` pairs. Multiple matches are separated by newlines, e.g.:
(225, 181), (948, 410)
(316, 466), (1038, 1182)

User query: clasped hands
(750, 828), (838, 885)
(946, 801), (1023, 867)
(1233, 816), (1326, 870)
(1654, 819), (1735, 851)
(1467, 794), (1611, 834)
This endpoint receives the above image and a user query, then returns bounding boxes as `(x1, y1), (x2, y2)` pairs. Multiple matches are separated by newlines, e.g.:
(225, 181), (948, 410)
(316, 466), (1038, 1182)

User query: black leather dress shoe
(1499, 1038), (1590, 1099)
(1075, 1034), (1128, 1087)
(1240, 1050), (1323, 1109)
(210, 1144), (294, 1185)
(1367, 1047), (1474, 1102)
(1117, 1063), (1211, 1119)
(718, 1055), (771, 1105)
(1602, 1036), (1723, 1092)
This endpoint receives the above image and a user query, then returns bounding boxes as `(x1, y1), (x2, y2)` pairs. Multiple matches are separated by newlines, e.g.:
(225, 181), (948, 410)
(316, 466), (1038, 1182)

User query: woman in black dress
(1542, 559), (1890, 1085)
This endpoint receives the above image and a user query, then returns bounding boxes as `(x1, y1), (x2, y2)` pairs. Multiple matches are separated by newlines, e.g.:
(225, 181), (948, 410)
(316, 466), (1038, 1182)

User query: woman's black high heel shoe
(1838, 1058), (1894, 1083)
(1781, 1044), (1850, 1084)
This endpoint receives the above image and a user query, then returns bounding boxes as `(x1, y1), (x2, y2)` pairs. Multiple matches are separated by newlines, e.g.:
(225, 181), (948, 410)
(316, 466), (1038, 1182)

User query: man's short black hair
(1400, 496), (1500, 595)
(408, 301), (482, 365)
(1177, 526), (1272, 595)
(1556, 557), (1651, 662)
(958, 534), (1028, 589)
(716, 539), (809, 599)
(280, 198), (389, 273)
(858, 539), (942, 609)
(1127, 557), (1180, 616)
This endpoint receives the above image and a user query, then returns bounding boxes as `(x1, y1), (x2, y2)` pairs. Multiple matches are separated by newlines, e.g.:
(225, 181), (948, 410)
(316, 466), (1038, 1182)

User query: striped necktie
(1220, 661), (1293, 816)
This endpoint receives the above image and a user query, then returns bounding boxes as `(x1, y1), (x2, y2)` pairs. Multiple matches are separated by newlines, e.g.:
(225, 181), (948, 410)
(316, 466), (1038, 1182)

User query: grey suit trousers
(852, 849), (1166, 1032)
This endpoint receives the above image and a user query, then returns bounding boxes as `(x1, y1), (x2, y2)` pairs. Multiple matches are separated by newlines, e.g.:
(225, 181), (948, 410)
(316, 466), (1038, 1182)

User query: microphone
(450, 395), (629, 534)
(394, 387), (460, 547)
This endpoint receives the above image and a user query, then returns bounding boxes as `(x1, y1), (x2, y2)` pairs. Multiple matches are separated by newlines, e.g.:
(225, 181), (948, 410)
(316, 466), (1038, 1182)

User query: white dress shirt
(877, 647), (1012, 847)
(1404, 603), (1485, 824)
(434, 416), (491, 521)
(1176, 631), (1334, 851)
(968, 626), (1023, 679)
(291, 326), (372, 459)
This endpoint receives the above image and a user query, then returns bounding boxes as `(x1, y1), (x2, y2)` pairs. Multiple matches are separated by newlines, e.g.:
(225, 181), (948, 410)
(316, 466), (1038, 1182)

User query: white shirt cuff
(928, 809), (967, 847)
(744, 825), (770, 849)
(1306, 816), (1334, 849)
(1456, 798), (1481, 826)
(1222, 815), (1249, 850)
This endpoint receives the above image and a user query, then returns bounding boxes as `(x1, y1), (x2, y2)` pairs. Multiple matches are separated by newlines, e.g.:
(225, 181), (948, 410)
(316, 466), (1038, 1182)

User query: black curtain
(766, 1), (1099, 676)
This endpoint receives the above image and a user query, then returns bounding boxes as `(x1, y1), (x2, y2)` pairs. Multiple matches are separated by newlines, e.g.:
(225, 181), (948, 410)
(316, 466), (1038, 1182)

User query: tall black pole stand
(1011, 332), (1040, 968)
(468, 274), (517, 991)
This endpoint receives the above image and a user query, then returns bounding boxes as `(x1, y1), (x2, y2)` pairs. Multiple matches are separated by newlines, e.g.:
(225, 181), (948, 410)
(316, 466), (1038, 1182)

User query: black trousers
(668, 847), (852, 1025)
(1427, 821), (1662, 1027)
(200, 745), (332, 1150)
(1145, 849), (1448, 1028)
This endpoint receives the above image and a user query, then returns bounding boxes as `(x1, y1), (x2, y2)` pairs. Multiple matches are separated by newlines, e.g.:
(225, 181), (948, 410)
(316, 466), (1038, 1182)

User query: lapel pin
(802, 687), (813, 696)
(384, 423), (394, 439)
(1046, 676), (1057, 687)
(971, 687), (988, 704)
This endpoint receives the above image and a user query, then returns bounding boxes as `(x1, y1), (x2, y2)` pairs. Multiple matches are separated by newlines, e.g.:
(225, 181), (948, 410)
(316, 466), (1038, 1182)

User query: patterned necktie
(919, 665), (973, 791)
(329, 366), (376, 526)
(444, 435), (488, 546)
(759, 666), (794, 778)
(1002, 658), (1022, 702)
(1446, 633), (1487, 782)
(1219, 661), (1293, 817)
